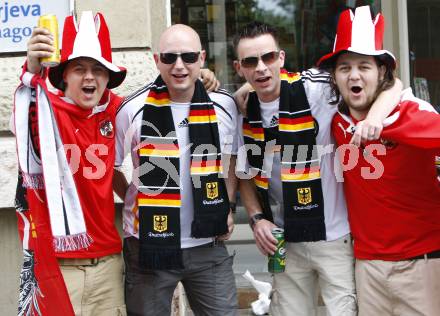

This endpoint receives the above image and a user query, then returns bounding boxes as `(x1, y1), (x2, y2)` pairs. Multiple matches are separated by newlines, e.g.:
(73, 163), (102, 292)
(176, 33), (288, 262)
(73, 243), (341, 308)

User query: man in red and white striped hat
(14, 11), (127, 315)
(318, 5), (440, 315)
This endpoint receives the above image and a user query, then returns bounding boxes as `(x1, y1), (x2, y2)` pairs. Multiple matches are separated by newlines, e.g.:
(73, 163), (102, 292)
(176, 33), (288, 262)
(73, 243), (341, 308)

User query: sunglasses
(239, 51), (280, 68)
(159, 52), (201, 64)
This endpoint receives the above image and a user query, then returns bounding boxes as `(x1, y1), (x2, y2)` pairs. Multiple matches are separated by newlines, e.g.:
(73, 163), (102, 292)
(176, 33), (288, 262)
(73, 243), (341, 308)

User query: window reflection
(171, 0), (381, 92)
(408, 0), (440, 110)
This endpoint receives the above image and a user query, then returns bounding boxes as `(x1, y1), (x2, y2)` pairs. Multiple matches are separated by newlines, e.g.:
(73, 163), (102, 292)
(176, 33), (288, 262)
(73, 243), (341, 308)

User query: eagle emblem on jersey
(99, 119), (114, 138)
(297, 187), (312, 205)
(206, 182), (219, 200)
(153, 215), (167, 232)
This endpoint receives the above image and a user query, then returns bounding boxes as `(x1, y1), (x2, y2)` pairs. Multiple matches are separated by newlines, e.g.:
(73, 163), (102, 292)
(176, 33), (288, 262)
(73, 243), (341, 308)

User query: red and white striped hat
(49, 11), (126, 90)
(317, 6), (396, 69)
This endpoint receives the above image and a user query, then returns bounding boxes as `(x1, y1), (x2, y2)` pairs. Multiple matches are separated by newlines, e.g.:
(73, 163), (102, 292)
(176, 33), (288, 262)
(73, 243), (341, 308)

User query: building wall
(0, 0), (167, 206)
(0, 1), (167, 314)
(382, 0), (410, 87)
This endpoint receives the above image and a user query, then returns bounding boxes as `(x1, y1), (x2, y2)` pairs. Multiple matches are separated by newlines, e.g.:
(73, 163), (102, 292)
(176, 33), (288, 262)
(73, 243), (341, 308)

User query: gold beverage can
(38, 14), (60, 67)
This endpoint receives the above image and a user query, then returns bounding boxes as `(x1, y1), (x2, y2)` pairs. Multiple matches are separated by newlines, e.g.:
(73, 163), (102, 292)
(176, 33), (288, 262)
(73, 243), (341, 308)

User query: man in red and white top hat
(13, 11), (127, 315)
(318, 5), (440, 315)
(230, 11), (408, 315)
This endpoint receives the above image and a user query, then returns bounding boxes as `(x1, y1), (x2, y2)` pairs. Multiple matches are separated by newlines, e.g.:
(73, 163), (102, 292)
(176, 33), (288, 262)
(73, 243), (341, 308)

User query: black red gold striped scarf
(137, 75), (230, 269)
(243, 70), (326, 242)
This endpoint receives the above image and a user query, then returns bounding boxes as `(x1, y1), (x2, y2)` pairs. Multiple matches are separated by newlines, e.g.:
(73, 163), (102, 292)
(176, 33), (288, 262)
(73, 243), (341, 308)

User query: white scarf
(14, 72), (92, 252)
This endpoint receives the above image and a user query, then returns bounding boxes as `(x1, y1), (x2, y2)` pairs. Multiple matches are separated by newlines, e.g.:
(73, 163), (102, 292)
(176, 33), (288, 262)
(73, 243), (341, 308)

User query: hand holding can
(37, 14), (60, 67)
(268, 228), (286, 273)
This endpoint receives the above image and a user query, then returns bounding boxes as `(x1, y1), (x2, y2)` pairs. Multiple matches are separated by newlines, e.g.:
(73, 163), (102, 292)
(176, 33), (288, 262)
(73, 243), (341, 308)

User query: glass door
(171, 0), (381, 92)
(408, 0), (440, 111)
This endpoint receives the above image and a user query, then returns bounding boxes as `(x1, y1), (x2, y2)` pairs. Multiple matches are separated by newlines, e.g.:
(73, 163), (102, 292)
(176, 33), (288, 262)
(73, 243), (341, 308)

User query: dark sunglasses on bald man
(159, 52), (201, 64)
(240, 51), (280, 68)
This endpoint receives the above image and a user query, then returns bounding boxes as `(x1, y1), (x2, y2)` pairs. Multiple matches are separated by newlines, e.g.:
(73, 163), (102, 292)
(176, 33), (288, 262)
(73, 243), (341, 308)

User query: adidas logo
(270, 115), (279, 127)
(178, 118), (189, 128)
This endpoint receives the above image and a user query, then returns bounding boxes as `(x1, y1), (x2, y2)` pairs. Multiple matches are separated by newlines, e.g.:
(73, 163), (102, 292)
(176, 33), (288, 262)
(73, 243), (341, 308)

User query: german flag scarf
(137, 75), (230, 269)
(243, 70), (326, 242)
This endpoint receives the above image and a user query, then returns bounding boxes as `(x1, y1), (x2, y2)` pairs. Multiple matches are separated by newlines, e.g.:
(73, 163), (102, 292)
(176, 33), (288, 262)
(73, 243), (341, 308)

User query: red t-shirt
(332, 100), (440, 260)
(46, 91), (123, 259)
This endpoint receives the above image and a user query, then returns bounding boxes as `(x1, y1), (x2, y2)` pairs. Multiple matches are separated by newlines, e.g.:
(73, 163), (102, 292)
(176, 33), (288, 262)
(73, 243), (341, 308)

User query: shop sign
(0, 0), (70, 53)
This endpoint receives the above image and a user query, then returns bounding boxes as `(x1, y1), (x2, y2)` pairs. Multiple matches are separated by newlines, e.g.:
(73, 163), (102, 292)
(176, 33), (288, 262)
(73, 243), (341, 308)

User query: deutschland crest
(206, 182), (218, 200)
(297, 187), (312, 205)
(153, 215), (167, 232)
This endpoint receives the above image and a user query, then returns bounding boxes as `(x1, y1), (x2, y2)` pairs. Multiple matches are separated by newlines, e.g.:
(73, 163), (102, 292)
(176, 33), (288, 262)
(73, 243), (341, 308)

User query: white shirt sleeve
(115, 96), (142, 167)
(209, 90), (239, 155)
(301, 68), (334, 111)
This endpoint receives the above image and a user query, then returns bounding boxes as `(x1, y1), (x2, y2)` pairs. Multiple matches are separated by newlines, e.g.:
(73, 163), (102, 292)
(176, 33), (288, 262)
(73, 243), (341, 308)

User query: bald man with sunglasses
(114, 24), (238, 315)
(232, 21), (403, 316)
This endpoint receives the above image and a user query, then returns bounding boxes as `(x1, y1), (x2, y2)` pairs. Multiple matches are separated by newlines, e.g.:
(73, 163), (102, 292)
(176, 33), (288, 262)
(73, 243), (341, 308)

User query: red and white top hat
(317, 6), (396, 69)
(49, 11), (126, 90)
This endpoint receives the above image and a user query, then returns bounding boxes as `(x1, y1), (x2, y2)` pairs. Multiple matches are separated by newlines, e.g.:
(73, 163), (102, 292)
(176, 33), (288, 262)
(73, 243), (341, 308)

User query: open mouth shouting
(82, 86), (97, 96)
(350, 85), (363, 95)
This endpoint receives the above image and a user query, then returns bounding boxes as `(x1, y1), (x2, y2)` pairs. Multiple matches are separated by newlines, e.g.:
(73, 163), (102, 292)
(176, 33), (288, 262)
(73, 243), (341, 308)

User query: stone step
(237, 287), (259, 310)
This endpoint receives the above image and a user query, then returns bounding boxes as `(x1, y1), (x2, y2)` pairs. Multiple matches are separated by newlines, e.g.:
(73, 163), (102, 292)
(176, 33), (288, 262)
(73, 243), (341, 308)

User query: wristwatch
(249, 213), (265, 230)
(230, 202), (237, 213)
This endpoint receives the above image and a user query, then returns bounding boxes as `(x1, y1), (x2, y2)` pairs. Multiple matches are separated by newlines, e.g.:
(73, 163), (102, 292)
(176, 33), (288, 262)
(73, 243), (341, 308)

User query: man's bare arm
(233, 82), (252, 116)
(200, 68), (220, 92)
(113, 168), (128, 201)
(239, 178), (277, 255)
(218, 155), (237, 241)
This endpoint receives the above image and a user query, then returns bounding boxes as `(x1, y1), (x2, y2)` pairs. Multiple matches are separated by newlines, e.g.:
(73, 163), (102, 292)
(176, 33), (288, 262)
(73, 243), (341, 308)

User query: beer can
(268, 228), (286, 273)
(38, 14), (60, 67)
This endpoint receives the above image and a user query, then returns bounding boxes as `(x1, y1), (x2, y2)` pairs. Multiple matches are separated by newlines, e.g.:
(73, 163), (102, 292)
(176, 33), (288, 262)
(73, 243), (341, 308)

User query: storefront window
(171, 0), (381, 91)
(408, 0), (440, 110)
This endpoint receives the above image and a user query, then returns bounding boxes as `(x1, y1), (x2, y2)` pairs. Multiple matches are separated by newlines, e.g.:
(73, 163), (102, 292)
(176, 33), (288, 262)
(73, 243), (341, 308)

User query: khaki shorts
(59, 253), (126, 316)
(356, 257), (440, 316)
